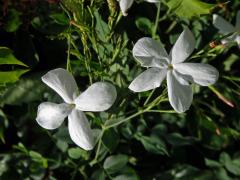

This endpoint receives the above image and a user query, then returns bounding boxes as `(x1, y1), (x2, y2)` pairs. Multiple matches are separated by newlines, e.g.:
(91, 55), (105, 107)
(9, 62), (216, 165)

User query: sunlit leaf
(0, 69), (29, 84)
(68, 147), (89, 160)
(103, 154), (128, 174)
(0, 47), (28, 67)
(166, 0), (215, 18)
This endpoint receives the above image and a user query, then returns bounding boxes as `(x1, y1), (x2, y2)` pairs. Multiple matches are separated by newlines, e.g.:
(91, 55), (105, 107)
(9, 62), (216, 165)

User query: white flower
(36, 68), (117, 150)
(129, 28), (219, 113)
(118, 0), (160, 16)
(213, 11), (240, 47)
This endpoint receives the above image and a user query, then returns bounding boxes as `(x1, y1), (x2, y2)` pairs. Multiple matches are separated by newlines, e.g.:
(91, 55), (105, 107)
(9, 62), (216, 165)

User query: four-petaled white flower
(213, 11), (240, 47)
(118, 0), (159, 16)
(129, 27), (219, 113)
(36, 68), (117, 150)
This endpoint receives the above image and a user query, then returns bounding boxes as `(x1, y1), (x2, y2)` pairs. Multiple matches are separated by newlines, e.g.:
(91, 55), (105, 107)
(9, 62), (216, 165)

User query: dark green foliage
(0, 0), (240, 179)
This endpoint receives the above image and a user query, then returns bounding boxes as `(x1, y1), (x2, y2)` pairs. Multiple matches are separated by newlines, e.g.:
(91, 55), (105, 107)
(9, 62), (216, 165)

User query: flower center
(69, 103), (76, 109)
(168, 64), (173, 70)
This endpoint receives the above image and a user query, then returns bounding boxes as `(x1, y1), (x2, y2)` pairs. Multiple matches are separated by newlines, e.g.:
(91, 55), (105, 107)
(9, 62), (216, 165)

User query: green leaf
(0, 128), (5, 143)
(113, 174), (139, 180)
(205, 158), (222, 168)
(54, 127), (72, 143)
(151, 124), (168, 137)
(166, 133), (197, 146)
(68, 147), (89, 160)
(0, 47), (28, 67)
(103, 154), (128, 174)
(166, 0), (215, 19)
(223, 76), (240, 82)
(102, 128), (119, 152)
(137, 135), (169, 155)
(13, 142), (28, 154)
(0, 78), (45, 106)
(56, 140), (68, 152)
(199, 115), (217, 132)
(0, 155), (10, 176)
(223, 54), (239, 72)
(94, 10), (110, 42)
(50, 13), (69, 26)
(29, 151), (48, 168)
(4, 9), (22, 32)
(135, 17), (153, 35)
(0, 47), (29, 86)
(111, 166), (140, 180)
(214, 168), (231, 180)
(219, 152), (240, 176)
(91, 169), (106, 180)
(219, 152), (231, 165)
(225, 161), (240, 176)
(0, 109), (8, 143)
(0, 69), (29, 84)
(171, 164), (200, 178)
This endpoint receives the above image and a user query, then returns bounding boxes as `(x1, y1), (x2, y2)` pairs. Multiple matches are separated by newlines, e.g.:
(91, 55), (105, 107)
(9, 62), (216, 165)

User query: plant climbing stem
(153, 1), (161, 39)
(67, 35), (72, 72)
(105, 94), (168, 129)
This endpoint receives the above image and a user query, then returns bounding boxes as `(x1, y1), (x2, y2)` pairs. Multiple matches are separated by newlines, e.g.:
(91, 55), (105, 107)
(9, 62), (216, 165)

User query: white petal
(36, 102), (71, 130)
(221, 38), (232, 45)
(42, 68), (78, 103)
(174, 63), (219, 86)
(236, 10), (240, 29)
(68, 109), (94, 150)
(170, 27), (196, 64)
(213, 14), (235, 34)
(235, 36), (240, 48)
(133, 37), (170, 68)
(173, 70), (192, 86)
(167, 70), (193, 113)
(119, 0), (134, 16)
(221, 33), (239, 45)
(129, 67), (167, 92)
(144, 0), (160, 2)
(75, 82), (117, 112)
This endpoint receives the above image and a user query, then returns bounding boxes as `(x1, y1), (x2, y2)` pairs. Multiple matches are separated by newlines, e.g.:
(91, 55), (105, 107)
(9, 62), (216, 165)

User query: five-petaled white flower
(36, 68), (117, 150)
(129, 27), (219, 113)
(118, 0), (159, 16)
(213, 11), (240, 47)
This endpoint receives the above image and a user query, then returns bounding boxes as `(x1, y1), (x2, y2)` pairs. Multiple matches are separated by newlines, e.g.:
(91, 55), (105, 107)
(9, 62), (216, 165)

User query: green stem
(66, 35), (72, 72)
(146, 109), (177, 114)
(60, 3), (71, 20)
(90, 130), (105, 165)
(165, 20), (177, 34)
(153, 1), (161, 39)
(145, 90), (167, 107)
(111, 12), (123, 31)
(105, 91), (168, 129)
(144, 89), (155, 106)
(86, 58), (93, 84)
(79, 167), (88, 180)
(208, 85), (234, 108)
(94, 137), (102, 160)
(105, 109), (146, 129)
(208, 85), (221, 97)
(146, 109), (177, 113)
(107, 0), (117, 17)
(71, 169), (77, 180)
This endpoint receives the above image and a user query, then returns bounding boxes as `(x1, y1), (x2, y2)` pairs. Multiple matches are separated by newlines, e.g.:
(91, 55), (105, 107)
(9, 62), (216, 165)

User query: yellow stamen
(168, 64), (173, 70)
(69, 104), (76, 109)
